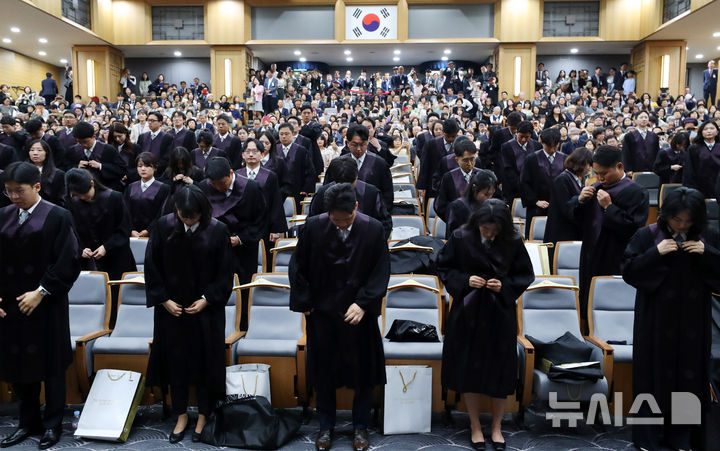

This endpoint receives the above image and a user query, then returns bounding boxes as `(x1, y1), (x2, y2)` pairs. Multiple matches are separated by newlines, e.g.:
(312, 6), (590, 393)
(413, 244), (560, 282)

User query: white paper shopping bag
(383, 365), (432, 434)
(226, 363), (271, 403)
(74, 369), (144, 442)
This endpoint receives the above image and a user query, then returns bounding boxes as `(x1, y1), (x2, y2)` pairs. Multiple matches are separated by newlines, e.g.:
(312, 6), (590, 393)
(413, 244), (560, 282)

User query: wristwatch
(37, 287), (50, 296)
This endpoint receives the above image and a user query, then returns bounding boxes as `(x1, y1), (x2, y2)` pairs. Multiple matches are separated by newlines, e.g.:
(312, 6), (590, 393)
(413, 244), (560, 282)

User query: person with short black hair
(499, 120), (541, 202)
(136, 111), (173, 174)
(653, 131), (689, 184)
(544, 147), (593, 244)
(488, 111), (524, 173)
(191, 130), (227, 171)
(144, 185), (233, 444)
(570, 145), (649, 327)
(683, 120), (720, 198)
(622, 110), (659, 174)
(258, 131), (292, 198)
(434, 138), (480, 222)
(0, 116), (28, 157)
(290, 183), (390, 451)
(26, 139), (65, 207)
(623, 187), (720, 451)
(0, 162), (81, 450)
(277, 123), (315, 213)
(123, 152), (170, 237)
(212, 114), (243, 168)
(68, 121), (127, 191)
(169, 110), (197, 151)
(417, 118), (460, 201)
(107, 122), (139, 182)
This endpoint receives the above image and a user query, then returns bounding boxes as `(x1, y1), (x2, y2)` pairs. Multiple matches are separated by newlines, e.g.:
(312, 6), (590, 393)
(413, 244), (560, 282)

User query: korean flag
(345, 5), (397, 40)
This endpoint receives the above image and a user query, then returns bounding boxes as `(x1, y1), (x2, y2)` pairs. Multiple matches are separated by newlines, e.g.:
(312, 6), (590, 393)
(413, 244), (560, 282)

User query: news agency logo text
(546, 392), (702, 427)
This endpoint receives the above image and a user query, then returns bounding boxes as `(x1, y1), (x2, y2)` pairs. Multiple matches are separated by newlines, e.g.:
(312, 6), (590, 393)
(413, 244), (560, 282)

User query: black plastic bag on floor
(201, 395), (301, 449)
(389, 236), (445, 275)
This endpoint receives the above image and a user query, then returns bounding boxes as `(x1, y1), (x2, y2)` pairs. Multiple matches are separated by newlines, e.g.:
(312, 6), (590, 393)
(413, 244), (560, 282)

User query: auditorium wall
(124, 58), (211, 90)
(536, 54), (630, 78)
(686, 63), (706, 101)
(0, 48), (63, 96)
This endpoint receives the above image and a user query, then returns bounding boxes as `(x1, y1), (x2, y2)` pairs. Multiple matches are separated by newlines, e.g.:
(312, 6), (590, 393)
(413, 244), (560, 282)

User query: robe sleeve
(434, 173), (452, 222)
(700, 229), (720, 293)
(302, 148), (316, 193)
(622, 227), (670, 293)
(289, 218), (312, 313)
(621, 134), (635, 172)
(99, 145), (128, 183)
(353, 222), (391, 315)
(144, 218), (169, 307)
(373, 190), (393, 240)
(236, 181), (266, 244)
(601, 186), (649, 237)
(39, 209), (81, 295)
(498, 237), (535, 308)
(436, 234), (472, 300)
(377, 162), (394, 210)
(102, 192), (133, 252)
(682, 147), (700, 190)
(653, 150), (671, 182)
(267, 175), (289, 234)
(202, 222), (234, 306)
(520, 155), (539, 208)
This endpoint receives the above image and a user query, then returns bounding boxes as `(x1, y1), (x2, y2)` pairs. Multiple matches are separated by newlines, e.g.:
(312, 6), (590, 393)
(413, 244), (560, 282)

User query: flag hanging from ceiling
(345, 5), (397, 40)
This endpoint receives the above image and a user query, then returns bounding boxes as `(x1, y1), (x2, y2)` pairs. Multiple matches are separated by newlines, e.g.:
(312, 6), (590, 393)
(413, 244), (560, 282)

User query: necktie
(284, 147), (289, 157)
(548, 155), (555, 164)
(640, 130), (647, 140)
(186, 227), (194, 237)
(356, 157), (362, 169)
(464, 172), (471, 184)
(203, 152), (209, 159)
(339, 228), (349, 242)
(151, 133), (157, 141)
(85, 149), (92, 159)
(142, 182), (148, 192)
(248, 170), (256, 180)
(18, 209), (28, 225)
(673, 233), (684, 248)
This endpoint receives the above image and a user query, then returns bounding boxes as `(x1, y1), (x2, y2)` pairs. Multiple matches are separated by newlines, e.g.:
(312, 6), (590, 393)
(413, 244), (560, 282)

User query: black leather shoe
(38, 427), (62, 450)
(0, 426), (37, 448)
(490, 439), (506, 451)
(191, 431), (201, 442)
(471, 440), (486, 450)
(315, 429), (332, 451)
(168, 429), (185, 444)
(353, 429), (369, 451)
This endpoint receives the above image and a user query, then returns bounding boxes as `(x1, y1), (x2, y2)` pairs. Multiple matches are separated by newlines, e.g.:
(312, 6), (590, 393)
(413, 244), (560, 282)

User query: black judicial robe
(324, 153), (394, 211)
(191, 147), (227, 171)
(136, 131), (174, 175)
(622, 130), (660, 173)
(123, 179), (170, 233)
(0, 142), (17, 170)
(0, 131), (26, 156)
(67, 142), (127, 191)
(653, 148), (685, 184)
(212, 134), (243, 169)
(683, 142), (720, 198)
(168, 127), (197, 154)
(623, 224), (720, 445)
(68, 189), (137, 280)
(145, 215), (233, 396)
(434, 167), (480, 222)
(570, 177), (648, 318)
(56, 128), (76, 164)
(295, 129), (323, 177)
(40, 167), (66, 207)
(520, 150), (566, 237)
(276, 142), (316, 198)
(488, 126), (514, 173)
(0, 200), (81, 383)
(199, 175), (266, 284)
(236, 166), (287, 237)
(309, 180), (392, 239)
(499, 138), (541, 202)
(446, 198), (472, 240)
(437, 229), (534, 396)
(418, 136), (452, 196)
(262, 156), (292, 199)
(289, 212), (389, 390)
(41, 133), (65, 176)
(117, 145), (140, 184)
(431, 153), (461, 195)
(544, 170), (583, 244)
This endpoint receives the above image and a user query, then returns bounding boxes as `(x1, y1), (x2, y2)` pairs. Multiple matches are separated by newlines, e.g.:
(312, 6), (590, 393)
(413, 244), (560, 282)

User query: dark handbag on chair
(385, 319), (439, 342)
(526, 331), (603, 384)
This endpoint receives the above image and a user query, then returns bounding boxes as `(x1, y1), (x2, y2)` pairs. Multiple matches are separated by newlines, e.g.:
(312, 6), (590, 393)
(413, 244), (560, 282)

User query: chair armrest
(517, 335), (535, 406)
(584, 335), (614, 385)
(225, 331), (247, 346)
(297, 333), (307, 350)
(75, 329), (112, 345)
(74, 329), (113, 396)
(296, 334), (308, 403)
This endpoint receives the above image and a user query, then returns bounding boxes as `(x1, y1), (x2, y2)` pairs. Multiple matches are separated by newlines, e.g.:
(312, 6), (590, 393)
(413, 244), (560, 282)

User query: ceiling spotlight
(10, 27), (20, 33)
(173, 51), (182, 57)
(393, 49), (401, 55)
(2, 38), (10, 44)
(717, 46), (720, 51)
(344, 50), (352, 55)
(38, 51), (46, 56)
(696, 54), (705, 59)
(570, 48), (579, 54)
(686, 46), (689, 50)
(441, 56), (448, 61)
(393, 57), (400, 62)
(293, 50), (301, 55)
(60, 58), (68, 64)
(346, 57), (353, 62)
(299, 57), (306, 62)
(443, 49), (451, 54)
(38, 38), (47, 44)
(714, 32), (720, 37)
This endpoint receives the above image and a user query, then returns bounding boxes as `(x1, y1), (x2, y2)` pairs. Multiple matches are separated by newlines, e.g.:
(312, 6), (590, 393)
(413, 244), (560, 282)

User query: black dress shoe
(490, 439), (506, 451)
(471, 440), (486, 450)
(0, 426), (37, 448)
(315, 429), (332, 451)
(353, 429), (369, 451)
(191, 431), (201, 442)
(38, 427), (62, 450)
(168, 429), (185, 444)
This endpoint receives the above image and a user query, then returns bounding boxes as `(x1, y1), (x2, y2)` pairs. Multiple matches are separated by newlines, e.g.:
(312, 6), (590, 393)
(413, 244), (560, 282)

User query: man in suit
(262, 69), (278, 113)
(196, 112), (215, 134)
(591, 66), (607, 90)
(297, 106), (324, 177)
(135, 111), (173, 175)
(168, 111), (197, 151)
(535, 63), (547, 92)
(609, 67), (623, 95)
(39, 73), (58, 108)
(277, 123), (315, 212)
(703, 60), (718, 107)
(0, 117), (27, 159)
(110, 94), (126, 111)
(443, 61), (458, 93)
(355, 71), (370, 93)
(342, 71), (355, 91)
(57, 112), (77, 160)
(212, 114), (243, 169)
(69, 121), (127, 191)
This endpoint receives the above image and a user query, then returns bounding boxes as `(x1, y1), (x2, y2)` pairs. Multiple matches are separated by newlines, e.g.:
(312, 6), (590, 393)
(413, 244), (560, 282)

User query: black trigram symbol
(380, 27), (389, 37)
(353, 27), (362, 37)
(381, 8), (390, 18)
(353, 8), (362, 18)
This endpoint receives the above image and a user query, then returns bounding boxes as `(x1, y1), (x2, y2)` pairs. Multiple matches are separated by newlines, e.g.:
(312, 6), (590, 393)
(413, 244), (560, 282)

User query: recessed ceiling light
(299, 57), (306, 62)
(570, 48), (579, 54)
(443, 49), (451, 54)
(38, 51), (46, 56)
(38, 38), (47, 44)
(441, 56), (448, 61)
(714, 32), (720, 37)
(2, 38), (10, 44)
(393, 57), (399, 62)
(173, 51), (182, 57)
(10, 27), (20, 33)
(293, 50), (301, 55)
(346, 57), (353, 62)
(717, 46), (720, 51)
(696, 54), (704, 59)
(686, 46), (689, 50)
(60, 58), (68, 64)
(344, 49), (352, 55)
(393, 49), (401, 55)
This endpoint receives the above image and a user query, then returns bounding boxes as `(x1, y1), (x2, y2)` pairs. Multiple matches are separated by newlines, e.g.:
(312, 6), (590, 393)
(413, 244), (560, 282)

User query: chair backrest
(659, 183), (682, 209)
(554, 241), (582, 283)
(426, 197), (437, 224)
(529, 216), (547, 242)
(512, 198), (526, 220)
(588, 276), (637, 345)
(257, 240), (266, 274)
(394, 155), (410, 164)
(382, 275), (443, 339)
(113, 272), (153, 338)
(632, 172), (660, 189)
(68, 271), (111, 338)
(519, 276), (582, 342)
(393, 183), (417, 198)
(225, 274), (241, 339)
(245, 273), (303, 341)
(432, 216), (446, 238)
(271, 238), (297, 272)
(707, 198), (719, 221)
(283, 197), (296, 218)
(391, 215), (426, 240)
(129, 237), (148, 271)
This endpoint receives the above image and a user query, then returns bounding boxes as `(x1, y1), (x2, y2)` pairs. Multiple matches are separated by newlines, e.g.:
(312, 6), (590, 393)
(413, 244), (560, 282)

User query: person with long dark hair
(623, 187), (720, 450)
(683, 120), (720, 197)
(191, 130), (227, 171)
(438, 200), (534, 450)
(445, 169), (498, 239)
(64, 168), (136, 280)
(107, 122), (138, 183)
(26, 139), (65, 207)
(123, 152), (170, 237)
(653, 131), (689, 184)
(258, 130), (291, 199)
(145, 185), (233, 444)
(160, 147), (204, 195)
(544, 147), (593, 244)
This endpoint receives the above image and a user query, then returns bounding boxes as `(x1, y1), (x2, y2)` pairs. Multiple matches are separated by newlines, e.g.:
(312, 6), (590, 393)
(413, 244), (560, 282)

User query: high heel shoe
(191, 431), (202, 442)
(168, 429), (186, 444)
(490, 439), (506, 451)
(470, 440), (486, 450)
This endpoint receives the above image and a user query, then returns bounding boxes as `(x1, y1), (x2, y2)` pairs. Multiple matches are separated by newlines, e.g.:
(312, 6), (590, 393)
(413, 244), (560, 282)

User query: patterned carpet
(0, 403), (649, 450)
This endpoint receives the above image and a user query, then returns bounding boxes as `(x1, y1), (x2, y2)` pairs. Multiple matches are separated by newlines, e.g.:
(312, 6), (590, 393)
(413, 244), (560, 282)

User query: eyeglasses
(3, 187), (29, 198)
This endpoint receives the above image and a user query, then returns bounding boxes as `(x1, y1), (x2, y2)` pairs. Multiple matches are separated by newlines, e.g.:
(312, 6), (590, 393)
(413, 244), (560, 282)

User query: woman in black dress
(683, 120), (720, 197)
(123, 152), (170, 237)
(26, 139), (65, 207)
(64, 169), (136, 280)
(445, 169), (498, 239)
(623, 187), (720, 451)
(438, 200), (534, 450)
(145, 185), (233, 443)
(544, 147), (593, 244)
(258, 131), (291, 199)
(653, 131), (688, 184)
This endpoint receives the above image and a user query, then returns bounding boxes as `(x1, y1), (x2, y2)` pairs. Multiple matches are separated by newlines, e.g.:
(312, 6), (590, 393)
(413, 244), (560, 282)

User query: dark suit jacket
(67, 142), (127, 191)
(324, 152), (393, 211)
(40, 78), (58, 96)
(136, 131), (173, 174)
(704, 68), (718, 92)
(196, 122), (215, 134)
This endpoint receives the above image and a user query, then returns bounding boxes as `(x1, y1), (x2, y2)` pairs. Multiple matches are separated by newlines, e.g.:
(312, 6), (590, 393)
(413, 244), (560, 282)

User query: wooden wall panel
(0, 48), (62, 95)
(496, 0), (541, 43)
(207, 0), (245, 45)
(210, 46), (247, 99)
(25, 0), (62, 18)
(599, 0), (642, 41)
(496, 44), (536, 100)
(91, 0), (115, 42)
(113, 0), (152, 45)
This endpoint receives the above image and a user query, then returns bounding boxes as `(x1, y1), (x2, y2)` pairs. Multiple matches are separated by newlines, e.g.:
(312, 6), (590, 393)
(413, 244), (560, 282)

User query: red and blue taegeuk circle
(362, 13), (380, 32)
